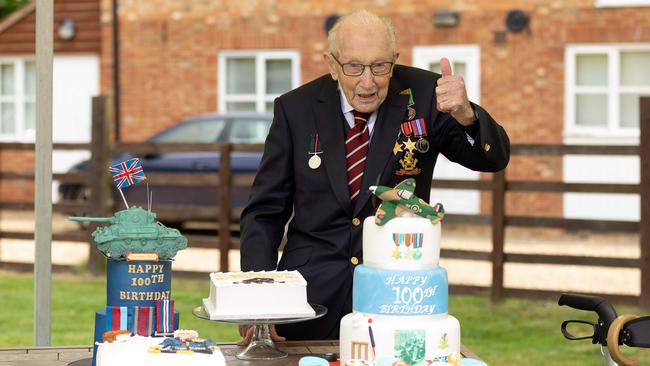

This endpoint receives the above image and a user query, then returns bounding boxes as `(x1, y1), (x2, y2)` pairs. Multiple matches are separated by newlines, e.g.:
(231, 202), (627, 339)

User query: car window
(228, 119), (272, 143)
(151, 119), (227, 143)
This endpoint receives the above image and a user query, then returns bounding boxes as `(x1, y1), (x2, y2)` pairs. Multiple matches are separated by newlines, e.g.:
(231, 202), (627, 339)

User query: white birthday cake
(96, 333), (225, 366)
(202, 270), (315, 319)
(340, 179), (460, 365)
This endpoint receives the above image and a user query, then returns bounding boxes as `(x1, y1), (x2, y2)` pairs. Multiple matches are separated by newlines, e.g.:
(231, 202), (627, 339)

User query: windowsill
(595, 0), (650, 7)
(563, 132), (639, 146)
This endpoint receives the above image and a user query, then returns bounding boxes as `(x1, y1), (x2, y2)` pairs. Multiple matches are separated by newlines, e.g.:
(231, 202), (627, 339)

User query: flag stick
(118, 189), (129, 209)
(146, 182), (151, 211)
(368, 318), (376, 360)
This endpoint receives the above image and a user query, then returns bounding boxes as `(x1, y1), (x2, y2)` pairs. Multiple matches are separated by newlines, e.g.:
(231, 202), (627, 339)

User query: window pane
(576, 94), (607, 126)
(265, 102), (274, 112)
(621, 52), (650, 86)
(25, 101), (36, 130)
(25, 61), (36, 96)
(152, 119), (227, 143)
(1, 64), (15, 94)
(228, 119), (272, 144)
(226, 58), (255, 94)
(576, 54), (607, 86)
(619, 94), (648, 128)
(265, 59), (292, 94)
(1, 102), (15, 134)
(428, 61), (466, 78)
(226, 102), (256, 111)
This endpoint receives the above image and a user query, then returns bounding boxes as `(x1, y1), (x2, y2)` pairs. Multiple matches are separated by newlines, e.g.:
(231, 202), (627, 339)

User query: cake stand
(193, 304), (327, 361)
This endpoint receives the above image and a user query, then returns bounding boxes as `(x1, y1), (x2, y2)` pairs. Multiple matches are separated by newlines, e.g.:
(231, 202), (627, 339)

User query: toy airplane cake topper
(369, 178), (445, 225)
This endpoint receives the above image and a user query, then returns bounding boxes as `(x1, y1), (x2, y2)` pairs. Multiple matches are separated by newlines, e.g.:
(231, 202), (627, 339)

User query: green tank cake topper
(70, 206), (187, 260)
(369, 178), (445, 225)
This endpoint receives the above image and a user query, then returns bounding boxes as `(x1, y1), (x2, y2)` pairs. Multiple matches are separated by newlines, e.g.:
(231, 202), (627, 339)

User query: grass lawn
(2, 271), (650, 365)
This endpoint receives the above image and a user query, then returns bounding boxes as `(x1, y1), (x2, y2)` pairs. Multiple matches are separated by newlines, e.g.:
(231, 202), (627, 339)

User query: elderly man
(239, 10), (509, 341)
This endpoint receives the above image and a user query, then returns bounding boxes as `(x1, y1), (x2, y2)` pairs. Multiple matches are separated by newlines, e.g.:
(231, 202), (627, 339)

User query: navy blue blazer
(239, 64), (510, 340)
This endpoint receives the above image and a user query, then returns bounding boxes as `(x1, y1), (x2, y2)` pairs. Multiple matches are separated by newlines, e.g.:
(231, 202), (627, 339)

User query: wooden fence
(0, 96), (648, 305)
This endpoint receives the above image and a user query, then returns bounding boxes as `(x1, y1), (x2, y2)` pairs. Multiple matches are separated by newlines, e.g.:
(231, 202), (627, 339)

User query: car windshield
(228, 119), (271, 144)
(151, 119), (228, 143)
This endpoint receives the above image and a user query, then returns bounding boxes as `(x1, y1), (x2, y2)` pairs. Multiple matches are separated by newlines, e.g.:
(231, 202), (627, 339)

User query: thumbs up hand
(435, 57), (476, 126)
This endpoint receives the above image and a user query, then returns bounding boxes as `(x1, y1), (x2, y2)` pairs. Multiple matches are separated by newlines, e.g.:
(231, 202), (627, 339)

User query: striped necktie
(346, 110), (370, 205)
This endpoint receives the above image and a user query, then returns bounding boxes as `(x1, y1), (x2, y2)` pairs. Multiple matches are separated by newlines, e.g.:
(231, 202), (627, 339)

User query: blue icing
(106, 259), (172, 307)
(352, 265), (448, 315)
(460, 358), (489, 366)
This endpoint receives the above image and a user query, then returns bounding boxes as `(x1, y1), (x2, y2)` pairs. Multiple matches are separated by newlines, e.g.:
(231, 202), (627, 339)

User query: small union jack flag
(109, 158), (146, 189)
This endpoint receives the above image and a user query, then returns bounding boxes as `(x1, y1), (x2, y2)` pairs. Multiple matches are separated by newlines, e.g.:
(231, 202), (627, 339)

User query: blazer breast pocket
(277, 245), (313, 271)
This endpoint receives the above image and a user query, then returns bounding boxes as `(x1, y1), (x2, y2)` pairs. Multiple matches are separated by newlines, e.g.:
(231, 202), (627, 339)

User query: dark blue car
(59, 112), (273, 226)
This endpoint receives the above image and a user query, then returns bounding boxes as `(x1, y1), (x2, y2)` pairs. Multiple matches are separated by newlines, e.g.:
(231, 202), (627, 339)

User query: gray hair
(327, 10), (397, 57)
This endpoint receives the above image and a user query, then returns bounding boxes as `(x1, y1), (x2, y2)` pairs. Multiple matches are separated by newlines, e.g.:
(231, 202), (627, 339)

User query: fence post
(491, 169), (506, 303)
(87, 96), (109, 274)
(218, 143), (232, 272)
(640, 97), (650, 308)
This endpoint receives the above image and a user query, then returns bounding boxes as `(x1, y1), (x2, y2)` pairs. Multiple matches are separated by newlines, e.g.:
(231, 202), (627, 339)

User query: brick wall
(95, 0), (650, 216)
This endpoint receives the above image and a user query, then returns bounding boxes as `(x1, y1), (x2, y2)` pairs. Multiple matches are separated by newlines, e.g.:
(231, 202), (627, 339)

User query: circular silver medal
(308, 154), (321, 169)
(416, 138), (429, 153)
(407, 106), (416, 120)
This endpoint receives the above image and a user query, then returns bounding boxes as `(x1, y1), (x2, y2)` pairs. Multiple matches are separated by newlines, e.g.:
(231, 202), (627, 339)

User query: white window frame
(0, 57), (35, 141)
(218, 50), (300, 113)
(412, 45), (481, 103)
(564, 44), (650, 144)
(595, 0), (650, 7)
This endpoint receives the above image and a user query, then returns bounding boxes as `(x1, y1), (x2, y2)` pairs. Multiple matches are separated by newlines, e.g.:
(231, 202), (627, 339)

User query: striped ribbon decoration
(131, 306), (155, 336)
(156, 300), (175, 334)
(105, 306), (128, 332)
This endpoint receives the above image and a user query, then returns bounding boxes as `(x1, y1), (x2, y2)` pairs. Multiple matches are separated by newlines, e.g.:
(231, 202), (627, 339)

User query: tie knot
(352, 110), (370, 125)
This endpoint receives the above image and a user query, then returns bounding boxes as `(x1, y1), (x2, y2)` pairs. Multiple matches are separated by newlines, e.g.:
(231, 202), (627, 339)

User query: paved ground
(0, 211), (641, 296)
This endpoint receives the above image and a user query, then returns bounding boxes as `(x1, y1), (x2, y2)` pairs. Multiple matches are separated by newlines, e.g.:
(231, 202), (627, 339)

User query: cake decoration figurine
(70, 206), (187, 260)
(369, 178), (445, 225)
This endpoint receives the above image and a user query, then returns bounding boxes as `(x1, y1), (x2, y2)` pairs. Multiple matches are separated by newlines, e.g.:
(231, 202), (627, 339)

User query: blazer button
(350, 256), (359, 265)
(352, 218), (361, 226)
(484, 143), (491, 152)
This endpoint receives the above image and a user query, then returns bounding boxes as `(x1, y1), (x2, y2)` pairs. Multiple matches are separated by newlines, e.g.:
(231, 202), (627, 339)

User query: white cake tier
(96, 336), (225, 366)
(362, 216), (440, 270)
(203, 271), (315, 320)
(340, 312), (460, 365)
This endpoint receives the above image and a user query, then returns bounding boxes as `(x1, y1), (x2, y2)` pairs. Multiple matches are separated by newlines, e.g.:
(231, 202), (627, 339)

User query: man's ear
(323, 53), (339, 81)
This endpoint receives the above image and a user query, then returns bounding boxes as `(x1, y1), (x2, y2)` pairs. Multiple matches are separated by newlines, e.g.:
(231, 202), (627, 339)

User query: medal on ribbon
(308, 133), (322, 169)
(409, 118), (429, 153)
(400, 88), (416, 120)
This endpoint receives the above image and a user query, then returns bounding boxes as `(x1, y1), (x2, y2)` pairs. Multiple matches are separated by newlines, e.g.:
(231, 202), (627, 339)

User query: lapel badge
(308, 133), (322, 169)
(395, 150), (421, 176)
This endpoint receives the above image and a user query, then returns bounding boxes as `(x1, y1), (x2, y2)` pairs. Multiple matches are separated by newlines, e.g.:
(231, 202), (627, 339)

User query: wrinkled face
(325, 22), (397, 114)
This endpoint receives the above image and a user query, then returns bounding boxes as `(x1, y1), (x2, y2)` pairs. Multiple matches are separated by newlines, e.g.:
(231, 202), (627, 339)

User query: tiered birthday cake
(71, 206), (187, 366)
(340, 179), (461, 365)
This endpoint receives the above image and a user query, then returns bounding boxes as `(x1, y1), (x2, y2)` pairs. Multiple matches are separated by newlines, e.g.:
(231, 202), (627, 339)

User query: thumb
(440, 57), (452, 77)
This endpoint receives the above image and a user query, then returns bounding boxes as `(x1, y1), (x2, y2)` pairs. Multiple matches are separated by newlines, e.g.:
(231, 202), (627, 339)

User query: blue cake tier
(352, 265), (448, 316)
(106, 259), (172, 307)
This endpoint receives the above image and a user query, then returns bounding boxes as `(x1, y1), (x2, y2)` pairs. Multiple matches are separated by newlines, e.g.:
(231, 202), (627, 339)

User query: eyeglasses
(329, 53), (394, 76)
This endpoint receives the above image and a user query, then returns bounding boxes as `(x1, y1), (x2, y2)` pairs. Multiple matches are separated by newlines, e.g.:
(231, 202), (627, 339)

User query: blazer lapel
(314, 78), (353, 216)
(354, 79), (408, 216)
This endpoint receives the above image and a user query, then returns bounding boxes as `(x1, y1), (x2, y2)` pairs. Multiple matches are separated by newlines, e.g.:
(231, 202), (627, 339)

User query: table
(0, 341), (480, 365)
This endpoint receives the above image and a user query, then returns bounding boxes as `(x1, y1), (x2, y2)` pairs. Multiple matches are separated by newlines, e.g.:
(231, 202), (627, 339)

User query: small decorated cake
(340, 179), (461, 364)
(96, 331), (225, 366)
(202, 270), (315, 319)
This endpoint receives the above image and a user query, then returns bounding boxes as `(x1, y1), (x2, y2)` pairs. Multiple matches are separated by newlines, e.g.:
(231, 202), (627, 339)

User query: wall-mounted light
(433, 10), (459, 28)
(505, 10), (530, 33)
(324, 14), (339, 34)
(58, 18), (77, 41)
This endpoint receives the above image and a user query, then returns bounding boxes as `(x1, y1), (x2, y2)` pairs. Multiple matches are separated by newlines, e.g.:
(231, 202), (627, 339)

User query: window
(0, 58), (35, 140)
(412, 45), (481, 214)
(151, 119), (228, 143)
(227, 119), (272, 144)
(218, 50), (300, 113)
(565, 45), (650, 143)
